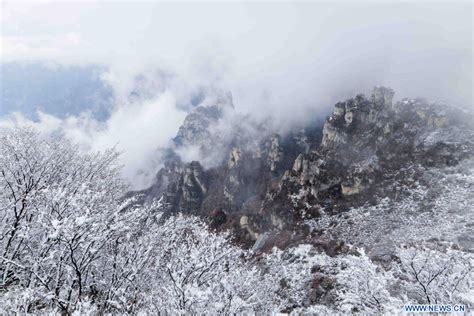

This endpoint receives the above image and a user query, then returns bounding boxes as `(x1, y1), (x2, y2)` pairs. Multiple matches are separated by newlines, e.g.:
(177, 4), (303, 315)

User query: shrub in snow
(1, 127), (472, 313)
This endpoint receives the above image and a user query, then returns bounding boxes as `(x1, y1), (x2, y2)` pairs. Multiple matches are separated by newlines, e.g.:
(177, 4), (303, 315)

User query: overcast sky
(3, 1), (472, 106)
(1, 0), (472, 187)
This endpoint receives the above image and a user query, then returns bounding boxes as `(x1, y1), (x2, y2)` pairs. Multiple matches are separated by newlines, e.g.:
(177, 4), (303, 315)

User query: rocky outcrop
(138, 86), (473, 249)
(163, 161), (209, 214)
(260, 87), (473, 234)
(173, 92), (234, 148)
(266, 134), (284, 172)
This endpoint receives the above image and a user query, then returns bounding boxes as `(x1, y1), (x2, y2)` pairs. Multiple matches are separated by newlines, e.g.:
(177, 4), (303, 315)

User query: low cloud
(0, 91), (187, 189)
(1, 1), (472, 187)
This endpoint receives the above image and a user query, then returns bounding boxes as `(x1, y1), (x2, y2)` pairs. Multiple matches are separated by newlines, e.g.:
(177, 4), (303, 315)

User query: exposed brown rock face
(136, 86), (474, 249)
(262, 87), (473, 233)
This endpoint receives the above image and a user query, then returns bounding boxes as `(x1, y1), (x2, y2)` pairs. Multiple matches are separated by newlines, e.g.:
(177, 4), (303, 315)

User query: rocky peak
(321, 87), (394, 150)
(228, 147), (242, 169)
(266, 134), (283, 172)
(262, 86), (473, 234)
(371, 86), (395, 108)
(138, 86), (473, 250)
(173, 92), (234, 148)
(164, 160), (209, 214)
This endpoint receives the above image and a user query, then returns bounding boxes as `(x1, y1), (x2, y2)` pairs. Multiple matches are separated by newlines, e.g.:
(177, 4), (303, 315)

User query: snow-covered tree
(0, 127), (277, 313)
(138, 214), (274, 314)
(2, 127), (472, 314)
(395, 243), (473, 306)
(331, 249), (402, 314)
(0, 127), (134, 313)
(262, 245), (402, 314)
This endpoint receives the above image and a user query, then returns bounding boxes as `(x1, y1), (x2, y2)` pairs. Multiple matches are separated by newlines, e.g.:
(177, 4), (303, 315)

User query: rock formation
(136, 86), (474, 250)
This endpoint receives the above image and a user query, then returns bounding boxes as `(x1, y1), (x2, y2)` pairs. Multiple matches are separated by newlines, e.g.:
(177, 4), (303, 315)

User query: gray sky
(1, 1), (472, 187)
(2, 1), (472, 107)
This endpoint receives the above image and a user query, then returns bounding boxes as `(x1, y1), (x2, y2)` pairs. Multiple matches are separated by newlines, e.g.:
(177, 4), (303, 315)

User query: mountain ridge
(135, 86), (474, 252)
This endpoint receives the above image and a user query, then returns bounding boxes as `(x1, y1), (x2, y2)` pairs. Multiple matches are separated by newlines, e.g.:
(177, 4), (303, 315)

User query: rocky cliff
(137, 87), (474, 251)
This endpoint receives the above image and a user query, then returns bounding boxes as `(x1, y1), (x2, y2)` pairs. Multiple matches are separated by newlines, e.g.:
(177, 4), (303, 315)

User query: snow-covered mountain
(138, 86), (474, 254)
(1, 86), (473, 313)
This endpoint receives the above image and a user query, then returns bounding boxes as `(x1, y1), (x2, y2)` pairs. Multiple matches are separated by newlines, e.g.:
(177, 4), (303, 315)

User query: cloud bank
(1, 1), (472, 187)
(0, 91), (187, 188)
